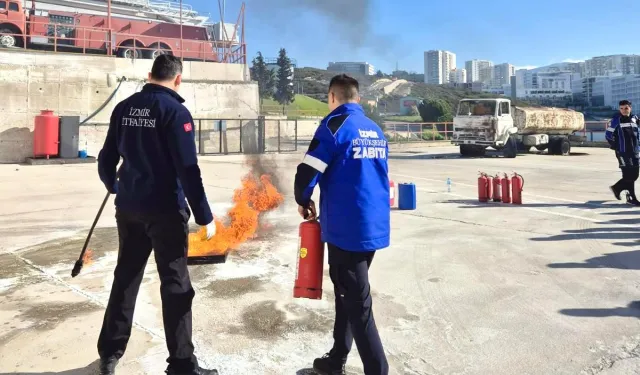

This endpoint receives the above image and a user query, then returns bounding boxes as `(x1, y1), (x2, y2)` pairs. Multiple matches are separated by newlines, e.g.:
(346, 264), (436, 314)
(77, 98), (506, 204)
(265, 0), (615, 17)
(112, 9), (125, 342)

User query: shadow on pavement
(547, 250), (640, 270)
(531, 227), (640, 243)
(296, 369), (316, 375)
(560, 301), (640, 318)
(445, 198), (624, 211)
(0, 360), (100, 374)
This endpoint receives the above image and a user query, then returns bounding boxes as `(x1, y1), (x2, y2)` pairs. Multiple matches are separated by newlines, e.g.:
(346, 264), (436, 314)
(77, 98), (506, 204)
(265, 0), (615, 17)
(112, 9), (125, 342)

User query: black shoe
(313, 353), (346, 375)
(165, 366), (219, 375)
(627, 193), (640, 206)
(99, 357), (119, 375)
(610, 186), (621, 200)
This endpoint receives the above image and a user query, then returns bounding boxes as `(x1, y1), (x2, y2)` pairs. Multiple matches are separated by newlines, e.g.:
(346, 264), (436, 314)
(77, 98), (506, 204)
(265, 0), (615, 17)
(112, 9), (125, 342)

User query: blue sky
(193, 0), (640, 73)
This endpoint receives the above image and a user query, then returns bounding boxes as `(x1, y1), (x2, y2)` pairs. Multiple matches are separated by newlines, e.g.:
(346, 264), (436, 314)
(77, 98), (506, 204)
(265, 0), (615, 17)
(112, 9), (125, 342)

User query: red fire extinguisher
(501, 173), (511, 204)
(486, 175), (493, 201)
(511, 172), (524, 205)
(293, 220), (324, 300)
(478, 173), (489, 202)
(493, 174), (502, 202)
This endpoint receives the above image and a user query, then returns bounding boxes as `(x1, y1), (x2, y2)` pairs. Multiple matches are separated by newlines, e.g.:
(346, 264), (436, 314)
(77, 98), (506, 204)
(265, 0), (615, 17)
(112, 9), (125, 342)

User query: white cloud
(562, 58), (587, 63)
(515, 65), (537, 71)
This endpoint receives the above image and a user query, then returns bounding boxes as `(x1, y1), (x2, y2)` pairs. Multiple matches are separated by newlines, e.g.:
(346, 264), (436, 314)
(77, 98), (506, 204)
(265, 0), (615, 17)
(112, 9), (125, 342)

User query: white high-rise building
(424, 50), (457, 84)
(449, 68), (467, 84)
(585, 55), (640, 77)
(493, 63), (516, 86)
(465, 59), (493, 83)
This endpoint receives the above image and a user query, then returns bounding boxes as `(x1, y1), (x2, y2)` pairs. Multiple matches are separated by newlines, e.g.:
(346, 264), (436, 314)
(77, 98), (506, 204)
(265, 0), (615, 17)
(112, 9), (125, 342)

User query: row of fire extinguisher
(478, 172), (524, 205)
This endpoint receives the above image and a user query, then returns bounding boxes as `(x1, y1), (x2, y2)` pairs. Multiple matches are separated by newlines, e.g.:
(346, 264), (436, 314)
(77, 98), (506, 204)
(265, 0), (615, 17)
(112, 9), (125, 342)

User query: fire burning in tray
(187, 166), (284, 261)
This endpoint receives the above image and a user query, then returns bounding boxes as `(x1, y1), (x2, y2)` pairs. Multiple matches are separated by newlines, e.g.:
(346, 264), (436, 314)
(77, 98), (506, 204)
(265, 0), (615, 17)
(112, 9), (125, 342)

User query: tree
(275, 48), (295, 112)
(418, 98), (453, 122)
(250, 52), (275, 105)
(376, 70), (384, 78)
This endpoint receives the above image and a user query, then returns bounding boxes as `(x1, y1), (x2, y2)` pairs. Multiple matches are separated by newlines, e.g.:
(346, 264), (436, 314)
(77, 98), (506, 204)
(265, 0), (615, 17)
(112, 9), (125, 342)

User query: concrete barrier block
(60, 69), (90, 84)
(0, 65), (28, 83)
(60, 98), (90, 114)
(28, 66), (61, 83)
(0, 113), (29, 134)
(0, 81), (28, 97)
(28, 93), (60, 112)
(60, 84), (90, 100)
(0, 51), (37, 66)
(1, 97), (29, 114)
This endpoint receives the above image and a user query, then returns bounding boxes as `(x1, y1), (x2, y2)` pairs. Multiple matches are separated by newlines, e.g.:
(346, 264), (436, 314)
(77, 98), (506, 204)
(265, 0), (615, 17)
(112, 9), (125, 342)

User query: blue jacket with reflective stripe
(606, 114), (639, 155)
(294, 103), (390, 252)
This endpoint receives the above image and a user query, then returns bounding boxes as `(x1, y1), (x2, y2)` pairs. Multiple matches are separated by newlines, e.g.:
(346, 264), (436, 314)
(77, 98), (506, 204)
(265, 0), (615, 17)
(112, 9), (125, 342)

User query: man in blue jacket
(97, 55), (218, 375)
(294, 74), (390, 375)
(607, 100), (640, 205)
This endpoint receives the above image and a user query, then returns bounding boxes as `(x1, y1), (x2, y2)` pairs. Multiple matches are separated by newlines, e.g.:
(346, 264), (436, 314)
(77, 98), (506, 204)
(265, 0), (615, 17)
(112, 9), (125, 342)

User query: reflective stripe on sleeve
(303, 154), (328, 173)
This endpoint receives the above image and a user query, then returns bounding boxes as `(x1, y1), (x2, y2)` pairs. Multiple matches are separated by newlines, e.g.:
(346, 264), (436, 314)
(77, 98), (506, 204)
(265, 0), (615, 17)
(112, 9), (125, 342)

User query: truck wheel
(460, 145), (471, 157)
(559, 137), (571, 156)
(0, 29), (17, 48)
(117, 47), (140, 59)
(548, 138), (560, 155)
(503, 136), (517, 158)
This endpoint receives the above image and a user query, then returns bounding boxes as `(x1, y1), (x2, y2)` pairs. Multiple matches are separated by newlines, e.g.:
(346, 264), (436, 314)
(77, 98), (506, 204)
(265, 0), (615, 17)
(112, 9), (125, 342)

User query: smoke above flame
(188, 167), (284, 257)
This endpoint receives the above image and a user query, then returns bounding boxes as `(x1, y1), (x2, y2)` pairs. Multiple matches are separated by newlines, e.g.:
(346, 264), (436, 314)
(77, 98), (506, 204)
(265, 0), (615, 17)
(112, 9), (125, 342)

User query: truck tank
(513, 107), (584, 136)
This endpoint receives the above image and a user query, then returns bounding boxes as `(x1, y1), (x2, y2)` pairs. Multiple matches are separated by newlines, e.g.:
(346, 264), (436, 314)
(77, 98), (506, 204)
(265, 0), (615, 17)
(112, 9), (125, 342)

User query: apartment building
(424, 50), (457, 84)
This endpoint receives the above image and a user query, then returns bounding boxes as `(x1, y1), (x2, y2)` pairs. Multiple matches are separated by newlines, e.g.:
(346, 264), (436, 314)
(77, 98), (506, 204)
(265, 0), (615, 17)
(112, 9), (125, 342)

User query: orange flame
(188, 172), (284, 257)
(82, 248), (94, 266)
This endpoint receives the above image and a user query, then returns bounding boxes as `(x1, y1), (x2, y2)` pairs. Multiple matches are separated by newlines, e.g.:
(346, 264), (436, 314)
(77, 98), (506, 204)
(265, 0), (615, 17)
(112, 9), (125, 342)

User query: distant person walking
(607, 100), (640, 205)
(294, 74), (390, 375)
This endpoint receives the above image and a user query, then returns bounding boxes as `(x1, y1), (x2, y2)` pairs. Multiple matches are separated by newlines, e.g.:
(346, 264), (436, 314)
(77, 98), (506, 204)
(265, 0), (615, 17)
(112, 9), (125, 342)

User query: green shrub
(421, 130), (444, 141)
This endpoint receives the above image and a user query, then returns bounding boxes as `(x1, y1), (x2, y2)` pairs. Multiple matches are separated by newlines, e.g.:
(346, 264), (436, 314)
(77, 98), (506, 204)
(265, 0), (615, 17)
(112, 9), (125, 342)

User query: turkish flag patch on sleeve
(183, 122), (193, 132)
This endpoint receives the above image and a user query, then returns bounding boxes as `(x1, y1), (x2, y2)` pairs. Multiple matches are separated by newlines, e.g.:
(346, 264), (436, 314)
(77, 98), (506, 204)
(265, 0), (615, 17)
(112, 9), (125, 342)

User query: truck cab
(0, 0), (26, 48)
(452, 98), (518, 157)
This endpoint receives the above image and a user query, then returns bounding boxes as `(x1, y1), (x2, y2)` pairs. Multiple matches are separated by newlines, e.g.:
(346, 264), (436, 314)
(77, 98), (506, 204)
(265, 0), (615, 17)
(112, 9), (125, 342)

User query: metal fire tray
(187, 253), (228, 265)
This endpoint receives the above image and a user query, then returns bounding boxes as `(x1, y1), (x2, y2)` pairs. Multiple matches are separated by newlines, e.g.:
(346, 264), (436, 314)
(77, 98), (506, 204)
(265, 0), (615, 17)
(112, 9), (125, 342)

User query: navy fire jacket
(606, 114), (640, 156)
(97, 83), (213, 225)
(293, 103), (390, 252)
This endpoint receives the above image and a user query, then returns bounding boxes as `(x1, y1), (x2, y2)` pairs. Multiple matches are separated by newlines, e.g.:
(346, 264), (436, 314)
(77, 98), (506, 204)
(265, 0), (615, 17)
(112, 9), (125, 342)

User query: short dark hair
(150, 55), (182, 81)
(329, 74), (359, 102)
(620, 100), (632, 107)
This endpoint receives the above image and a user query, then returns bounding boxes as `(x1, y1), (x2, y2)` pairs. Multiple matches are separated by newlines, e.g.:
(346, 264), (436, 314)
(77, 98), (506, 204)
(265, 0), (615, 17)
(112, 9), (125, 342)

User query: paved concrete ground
(2, 146), (640, 374)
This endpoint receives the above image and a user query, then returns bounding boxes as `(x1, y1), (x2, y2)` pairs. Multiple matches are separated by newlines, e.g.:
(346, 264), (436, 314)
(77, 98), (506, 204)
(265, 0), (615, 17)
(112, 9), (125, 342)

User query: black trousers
(97, 208), (198, 372)
(328, 244), (388, 375)
(613, 152), (640, 199)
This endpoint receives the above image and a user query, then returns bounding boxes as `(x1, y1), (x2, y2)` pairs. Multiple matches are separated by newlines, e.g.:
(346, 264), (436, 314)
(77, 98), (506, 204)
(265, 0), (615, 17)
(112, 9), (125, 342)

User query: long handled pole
(71, 191), (110, 277)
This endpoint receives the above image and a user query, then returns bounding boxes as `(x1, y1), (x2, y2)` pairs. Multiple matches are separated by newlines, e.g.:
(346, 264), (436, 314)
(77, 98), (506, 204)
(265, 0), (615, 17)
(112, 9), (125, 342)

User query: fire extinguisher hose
(79, 76), (128, 126)
(516, 173), (524, 189)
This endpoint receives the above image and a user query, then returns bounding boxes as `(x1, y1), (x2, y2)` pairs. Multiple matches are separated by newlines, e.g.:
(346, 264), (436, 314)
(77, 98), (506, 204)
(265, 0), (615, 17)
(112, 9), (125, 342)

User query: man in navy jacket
(97, 55), (217, 375)
(607, 100), (640, 205)
(294, 74), (390, 375)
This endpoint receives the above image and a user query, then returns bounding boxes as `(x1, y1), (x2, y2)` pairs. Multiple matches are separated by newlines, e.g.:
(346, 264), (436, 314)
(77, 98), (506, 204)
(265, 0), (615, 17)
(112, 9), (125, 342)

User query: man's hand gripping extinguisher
(293, 216), (325, 300)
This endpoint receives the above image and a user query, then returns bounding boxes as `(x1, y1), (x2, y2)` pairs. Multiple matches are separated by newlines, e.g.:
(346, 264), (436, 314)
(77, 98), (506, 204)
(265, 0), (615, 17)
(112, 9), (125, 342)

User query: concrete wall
(0, 50), (259, 163)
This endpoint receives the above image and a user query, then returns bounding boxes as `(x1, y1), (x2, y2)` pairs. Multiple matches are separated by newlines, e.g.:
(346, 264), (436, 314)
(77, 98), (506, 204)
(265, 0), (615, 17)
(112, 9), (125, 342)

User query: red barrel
(389, 180), (396, 207)
(33, 110), (60, 159)
(293, 220), (324, 300)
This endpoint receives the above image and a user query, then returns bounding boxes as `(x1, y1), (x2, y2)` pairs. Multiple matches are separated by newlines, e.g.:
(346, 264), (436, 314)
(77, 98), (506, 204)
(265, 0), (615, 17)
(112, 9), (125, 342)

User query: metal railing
(0, 20), (246, 63)
(385, 121), (614, 144)
(194, 117), (301, 155)
(384, 122), (454, 143)
(260, 105), (327, 118)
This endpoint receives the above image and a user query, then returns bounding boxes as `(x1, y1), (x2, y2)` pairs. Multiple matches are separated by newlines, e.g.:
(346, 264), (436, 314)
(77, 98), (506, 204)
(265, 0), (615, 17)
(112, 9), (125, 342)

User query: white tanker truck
(451, 98), (585, 158)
